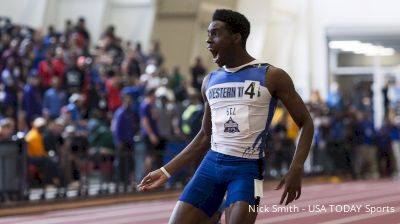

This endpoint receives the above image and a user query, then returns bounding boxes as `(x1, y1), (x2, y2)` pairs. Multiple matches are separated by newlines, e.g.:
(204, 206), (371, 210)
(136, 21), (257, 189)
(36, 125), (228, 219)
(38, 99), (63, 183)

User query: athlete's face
(206, 21), (235, 67)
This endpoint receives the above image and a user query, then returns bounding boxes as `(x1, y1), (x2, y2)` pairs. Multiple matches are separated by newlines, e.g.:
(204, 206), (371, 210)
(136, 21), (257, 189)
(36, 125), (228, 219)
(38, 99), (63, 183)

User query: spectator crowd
(0, 16), (206, 194)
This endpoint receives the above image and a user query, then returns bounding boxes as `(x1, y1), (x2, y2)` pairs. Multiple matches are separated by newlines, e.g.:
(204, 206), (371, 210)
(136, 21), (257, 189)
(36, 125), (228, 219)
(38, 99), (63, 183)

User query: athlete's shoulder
(267, 65), (291, 81)
(206, 68), (223, 79)
(266, 65), (295, 96)
(201, 72), (212, 100)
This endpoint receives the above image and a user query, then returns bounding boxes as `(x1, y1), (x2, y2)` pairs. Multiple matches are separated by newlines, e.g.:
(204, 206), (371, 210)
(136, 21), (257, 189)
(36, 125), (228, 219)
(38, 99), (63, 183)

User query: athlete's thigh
(223, 160), (260, 223)
(178, 150), (227, 218)
(226, 201), (257, 224)
(169, 201), (210, 224)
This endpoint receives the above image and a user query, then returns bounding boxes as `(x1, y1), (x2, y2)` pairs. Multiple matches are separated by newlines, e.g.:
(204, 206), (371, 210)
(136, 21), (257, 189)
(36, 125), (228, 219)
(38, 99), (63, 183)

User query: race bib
(212, 105), (250, 137)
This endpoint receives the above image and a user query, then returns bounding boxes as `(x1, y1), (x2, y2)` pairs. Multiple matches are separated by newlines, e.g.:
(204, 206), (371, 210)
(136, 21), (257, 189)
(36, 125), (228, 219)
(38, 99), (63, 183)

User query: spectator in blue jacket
(111, 89), (138, 191)
(43, 77), (67, 119)
(23, 69), (42, 128)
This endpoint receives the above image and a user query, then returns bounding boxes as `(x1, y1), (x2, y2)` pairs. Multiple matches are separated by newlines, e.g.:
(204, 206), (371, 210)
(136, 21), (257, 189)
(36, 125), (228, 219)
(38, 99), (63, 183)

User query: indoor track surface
(0, 179), (400, 224)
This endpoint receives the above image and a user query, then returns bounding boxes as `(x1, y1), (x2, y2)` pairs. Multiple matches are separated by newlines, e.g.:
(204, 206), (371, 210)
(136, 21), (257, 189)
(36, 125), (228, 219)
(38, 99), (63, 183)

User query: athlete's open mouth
(208, 47), (219, 62)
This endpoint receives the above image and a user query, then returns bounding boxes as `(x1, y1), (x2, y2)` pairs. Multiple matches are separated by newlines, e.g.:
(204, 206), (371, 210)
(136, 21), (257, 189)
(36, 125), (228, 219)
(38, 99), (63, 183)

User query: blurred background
(1, 0), (400, 223)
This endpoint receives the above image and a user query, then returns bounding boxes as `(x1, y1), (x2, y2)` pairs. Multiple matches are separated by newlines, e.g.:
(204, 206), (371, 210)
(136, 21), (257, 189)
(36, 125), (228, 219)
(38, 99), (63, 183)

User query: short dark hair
(212, 9), (250, 47)
(145, 88), (156, 97)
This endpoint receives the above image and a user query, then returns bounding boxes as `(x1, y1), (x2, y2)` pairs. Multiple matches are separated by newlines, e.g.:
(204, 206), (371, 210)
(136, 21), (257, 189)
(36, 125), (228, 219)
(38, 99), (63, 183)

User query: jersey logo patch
(224, 117), (240, 133)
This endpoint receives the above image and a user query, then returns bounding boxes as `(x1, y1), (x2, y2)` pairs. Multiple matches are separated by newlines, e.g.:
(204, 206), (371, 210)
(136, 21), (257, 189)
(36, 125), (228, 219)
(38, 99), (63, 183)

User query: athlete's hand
(274, 168), (303, 205)
(137, 169), (168, 191)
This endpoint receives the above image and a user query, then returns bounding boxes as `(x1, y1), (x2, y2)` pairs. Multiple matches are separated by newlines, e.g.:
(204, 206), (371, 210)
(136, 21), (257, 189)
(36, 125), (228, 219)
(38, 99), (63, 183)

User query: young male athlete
(138, 9), (314, 224)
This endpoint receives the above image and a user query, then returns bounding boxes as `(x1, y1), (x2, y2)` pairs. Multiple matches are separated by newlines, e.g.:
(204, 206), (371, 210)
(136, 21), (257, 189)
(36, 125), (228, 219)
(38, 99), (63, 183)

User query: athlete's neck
(223, 59), (259, 73)
(224, 51), (254, 69)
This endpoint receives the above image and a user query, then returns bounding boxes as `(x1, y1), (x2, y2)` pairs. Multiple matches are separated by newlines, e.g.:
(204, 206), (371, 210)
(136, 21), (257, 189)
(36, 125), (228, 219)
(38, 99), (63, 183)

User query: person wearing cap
(25, 117), (63, 187)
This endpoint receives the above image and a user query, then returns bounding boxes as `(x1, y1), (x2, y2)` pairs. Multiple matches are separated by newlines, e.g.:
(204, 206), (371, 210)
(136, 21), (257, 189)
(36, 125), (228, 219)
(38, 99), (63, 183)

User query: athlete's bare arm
(138, 75), (212, 191)
(266, 66), (314, 205)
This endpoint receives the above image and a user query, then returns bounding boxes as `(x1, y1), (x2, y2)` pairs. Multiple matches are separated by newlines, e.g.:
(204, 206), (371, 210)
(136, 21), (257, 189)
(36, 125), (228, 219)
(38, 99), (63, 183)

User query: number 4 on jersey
(243, 80), (260, 99)
(245, 82), (256, 98)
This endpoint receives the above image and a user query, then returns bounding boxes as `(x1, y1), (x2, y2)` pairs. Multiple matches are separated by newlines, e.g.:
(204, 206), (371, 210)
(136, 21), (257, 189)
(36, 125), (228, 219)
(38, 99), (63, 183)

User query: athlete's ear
(232, 33), (242, 45)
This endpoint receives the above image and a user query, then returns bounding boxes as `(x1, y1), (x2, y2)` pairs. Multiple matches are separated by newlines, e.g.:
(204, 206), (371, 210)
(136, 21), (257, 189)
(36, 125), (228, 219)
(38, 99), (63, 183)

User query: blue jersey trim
(207, 64), (269, 89)
(252, 96), (277, 158)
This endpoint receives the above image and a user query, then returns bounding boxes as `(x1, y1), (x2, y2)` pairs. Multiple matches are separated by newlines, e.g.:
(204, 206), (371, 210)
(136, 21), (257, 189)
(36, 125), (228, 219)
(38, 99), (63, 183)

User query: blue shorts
(179, 150), (263, 217)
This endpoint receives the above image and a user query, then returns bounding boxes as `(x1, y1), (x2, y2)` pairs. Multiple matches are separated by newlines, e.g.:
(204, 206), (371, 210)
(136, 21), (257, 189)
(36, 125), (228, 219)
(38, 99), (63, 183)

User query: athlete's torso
(206, 61), (277, 159)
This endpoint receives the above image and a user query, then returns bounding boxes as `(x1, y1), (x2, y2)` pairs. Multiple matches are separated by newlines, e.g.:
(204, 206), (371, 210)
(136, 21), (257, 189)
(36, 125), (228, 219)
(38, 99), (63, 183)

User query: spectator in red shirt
(52, 47), (66, 80)
(38, 51), (55, 91)
(105, 70), (122, 112)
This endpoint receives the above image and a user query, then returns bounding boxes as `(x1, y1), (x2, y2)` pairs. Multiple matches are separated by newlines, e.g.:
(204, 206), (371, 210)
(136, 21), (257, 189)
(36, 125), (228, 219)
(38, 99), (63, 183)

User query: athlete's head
(207, 9), (250, 67)
(212, 9), (250, 47)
